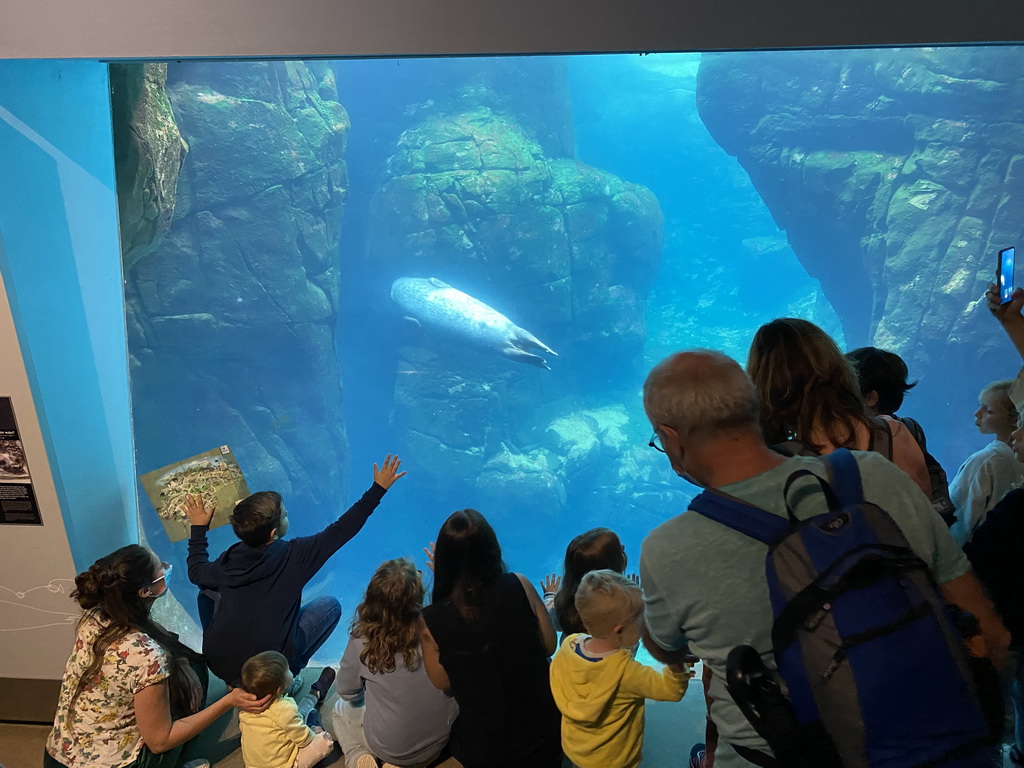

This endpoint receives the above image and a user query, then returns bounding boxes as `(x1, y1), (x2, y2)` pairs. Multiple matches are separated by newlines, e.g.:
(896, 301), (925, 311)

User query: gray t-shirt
(337, 634), (458, 765)
(640, 451), (969, 768)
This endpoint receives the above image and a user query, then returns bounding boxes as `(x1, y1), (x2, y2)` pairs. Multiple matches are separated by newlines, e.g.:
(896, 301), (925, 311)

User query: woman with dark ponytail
(44, 545), (270, 768)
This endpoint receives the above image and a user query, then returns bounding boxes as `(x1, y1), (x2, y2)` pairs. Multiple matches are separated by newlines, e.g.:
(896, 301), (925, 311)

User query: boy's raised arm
(290, 455), (406, 579)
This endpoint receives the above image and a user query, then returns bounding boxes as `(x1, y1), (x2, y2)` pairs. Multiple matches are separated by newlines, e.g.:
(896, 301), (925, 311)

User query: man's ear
(268, 528), (278, 542)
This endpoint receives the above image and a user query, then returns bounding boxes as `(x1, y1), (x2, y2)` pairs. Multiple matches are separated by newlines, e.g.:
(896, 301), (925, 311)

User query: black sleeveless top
(421, 572), (562, 768)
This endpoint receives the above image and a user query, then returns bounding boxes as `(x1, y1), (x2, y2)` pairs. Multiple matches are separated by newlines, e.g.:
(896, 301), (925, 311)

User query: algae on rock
(123, 61), (351, 529)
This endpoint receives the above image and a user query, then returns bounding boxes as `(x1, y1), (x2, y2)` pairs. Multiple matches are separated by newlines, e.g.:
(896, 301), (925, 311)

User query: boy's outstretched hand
(373, 454), (407, 490)
(182, 493), (215, 527)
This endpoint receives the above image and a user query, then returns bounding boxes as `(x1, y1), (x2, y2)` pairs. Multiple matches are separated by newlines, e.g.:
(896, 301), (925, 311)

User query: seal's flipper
(515, 329), (557, 358)
(402, 316), (422, 327)
(501, 345), (551, 369)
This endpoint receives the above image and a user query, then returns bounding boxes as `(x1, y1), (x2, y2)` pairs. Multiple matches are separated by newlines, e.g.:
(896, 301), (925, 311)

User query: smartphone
(999, 246), (1016, 304)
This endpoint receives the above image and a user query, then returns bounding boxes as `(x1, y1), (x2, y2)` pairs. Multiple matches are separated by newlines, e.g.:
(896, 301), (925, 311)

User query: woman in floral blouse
(44, 544), (271, 768)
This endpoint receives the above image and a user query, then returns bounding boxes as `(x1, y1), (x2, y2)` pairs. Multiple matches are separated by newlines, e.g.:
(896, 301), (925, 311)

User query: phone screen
(1000, 247), (1016, 304)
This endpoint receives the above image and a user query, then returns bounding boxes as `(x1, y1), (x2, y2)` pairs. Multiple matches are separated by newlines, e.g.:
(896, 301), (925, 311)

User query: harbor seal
(390, 277), (558, 369)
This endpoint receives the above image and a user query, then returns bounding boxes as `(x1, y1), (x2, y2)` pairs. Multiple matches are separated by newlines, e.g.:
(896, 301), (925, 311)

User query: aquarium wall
(0, 59), (131, 711)
(0, 60), (136, 573)
(113, 48), (1024, 670)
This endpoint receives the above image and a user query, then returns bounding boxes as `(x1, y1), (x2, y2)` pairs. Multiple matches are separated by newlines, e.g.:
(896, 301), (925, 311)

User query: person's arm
(291, 455), (407, 578)
(985, 284), (1024, 361)
(183, 494), (222, 587)
(419, 618), (451, 693)
(336, 635), (366, 704)
(620, 657), (691, 702)
(639, 536), (699, 666)
(950, 456), (991, 547)
(515, 572), (557, 656)
(939, 569), (1011, 671)
(135, 681), (270, 754)
(863, 454), (1012, 669)
(540, 574), (562, 633)
(640, 622), (697, 666)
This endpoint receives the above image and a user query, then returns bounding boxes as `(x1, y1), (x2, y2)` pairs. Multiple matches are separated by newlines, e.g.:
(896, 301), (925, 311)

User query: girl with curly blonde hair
(332, 558), (457, 768)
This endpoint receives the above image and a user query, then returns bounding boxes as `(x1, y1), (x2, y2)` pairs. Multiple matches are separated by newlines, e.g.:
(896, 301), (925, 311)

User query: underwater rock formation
(368, 107), (663, 505)
(110, 64), (187, 271)
(122, 61), (350, 529)
(697, 48), (1022, 363)
(696, 48), (1024, 460)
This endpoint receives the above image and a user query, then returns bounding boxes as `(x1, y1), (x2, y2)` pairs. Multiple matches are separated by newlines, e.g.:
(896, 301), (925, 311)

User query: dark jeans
(290, 595), (342, 674)
(197, 590), (341, 675)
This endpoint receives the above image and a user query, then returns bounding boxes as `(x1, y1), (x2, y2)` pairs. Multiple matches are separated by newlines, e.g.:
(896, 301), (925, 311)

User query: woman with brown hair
(542, 527), (629, 644)
(332, 558), (457, 768)
(420, 508), (561, 768)
(746, 317), (931, 497)
(44, 544), (269, 768)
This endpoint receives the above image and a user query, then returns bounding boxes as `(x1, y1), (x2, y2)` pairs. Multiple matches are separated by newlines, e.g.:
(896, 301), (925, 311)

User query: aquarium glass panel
(115, 49), (1019, 716)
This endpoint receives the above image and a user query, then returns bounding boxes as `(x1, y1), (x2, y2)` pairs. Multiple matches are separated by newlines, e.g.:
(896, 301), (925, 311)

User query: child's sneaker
(689, 743), (707, 768)
(181, 761), (211, 768)
(309, 666), (336, 707)
(355, 755), (378, 768)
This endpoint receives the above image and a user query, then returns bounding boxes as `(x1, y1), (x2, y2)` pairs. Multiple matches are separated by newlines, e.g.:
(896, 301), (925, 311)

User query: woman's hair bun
(72, 569), (103, 608)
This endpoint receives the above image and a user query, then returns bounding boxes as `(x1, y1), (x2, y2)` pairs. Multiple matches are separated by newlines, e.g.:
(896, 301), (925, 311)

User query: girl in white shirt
(950, 379), (1024, 546)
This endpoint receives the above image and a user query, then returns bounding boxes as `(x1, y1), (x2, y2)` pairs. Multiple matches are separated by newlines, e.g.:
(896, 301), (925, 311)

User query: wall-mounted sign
(0, 396), (41, 525)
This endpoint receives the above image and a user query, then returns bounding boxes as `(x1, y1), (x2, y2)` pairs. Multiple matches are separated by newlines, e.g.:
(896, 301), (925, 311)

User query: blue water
(121, 51), (1005, 684)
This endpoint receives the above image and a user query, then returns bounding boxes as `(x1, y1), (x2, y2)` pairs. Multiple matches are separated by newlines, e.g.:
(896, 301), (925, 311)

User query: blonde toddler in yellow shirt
(550, 570), (691, 768)
(238, 651), (335, 768)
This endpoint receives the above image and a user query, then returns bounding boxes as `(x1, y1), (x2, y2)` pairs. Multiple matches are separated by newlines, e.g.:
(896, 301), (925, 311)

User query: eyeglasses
(150, 562), (172, 585)
(648, 431), (666, 453)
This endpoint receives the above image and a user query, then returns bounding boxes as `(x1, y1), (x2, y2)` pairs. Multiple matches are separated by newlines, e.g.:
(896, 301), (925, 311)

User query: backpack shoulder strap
(822, 447), (866, 507)
(866, 416), (894, 461)
(898, 415), (926, 448)
(690, 489), (792, 545)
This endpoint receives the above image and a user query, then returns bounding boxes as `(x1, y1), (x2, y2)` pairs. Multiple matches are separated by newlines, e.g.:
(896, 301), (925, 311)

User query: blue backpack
(690, 448), (991, 768)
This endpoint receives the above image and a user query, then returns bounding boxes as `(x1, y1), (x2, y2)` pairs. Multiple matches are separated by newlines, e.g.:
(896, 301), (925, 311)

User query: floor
(1, 672), (1015, 768)
(0, 662), (701, 768)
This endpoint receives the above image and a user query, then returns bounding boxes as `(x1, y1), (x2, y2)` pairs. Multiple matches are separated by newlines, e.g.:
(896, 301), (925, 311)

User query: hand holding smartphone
(999, 246), (1016, 304)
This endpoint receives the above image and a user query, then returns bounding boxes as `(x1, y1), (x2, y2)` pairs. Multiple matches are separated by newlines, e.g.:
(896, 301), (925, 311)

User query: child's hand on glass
(423, 541), (435, 572)
(182, 493), (215, 527)
(373, 454), (407, 489)
(540, 574), (561, 595)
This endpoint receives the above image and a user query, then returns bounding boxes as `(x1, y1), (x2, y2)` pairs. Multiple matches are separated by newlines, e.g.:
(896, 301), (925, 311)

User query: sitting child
(549, 569), (691, 768)
(239, 651), (335, 768)
(184, 455), (406, 686)
(332, 558), (458, 768)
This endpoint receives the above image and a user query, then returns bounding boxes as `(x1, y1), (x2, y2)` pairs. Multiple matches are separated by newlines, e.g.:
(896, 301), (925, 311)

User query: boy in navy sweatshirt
(184, 454), (406, 686)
